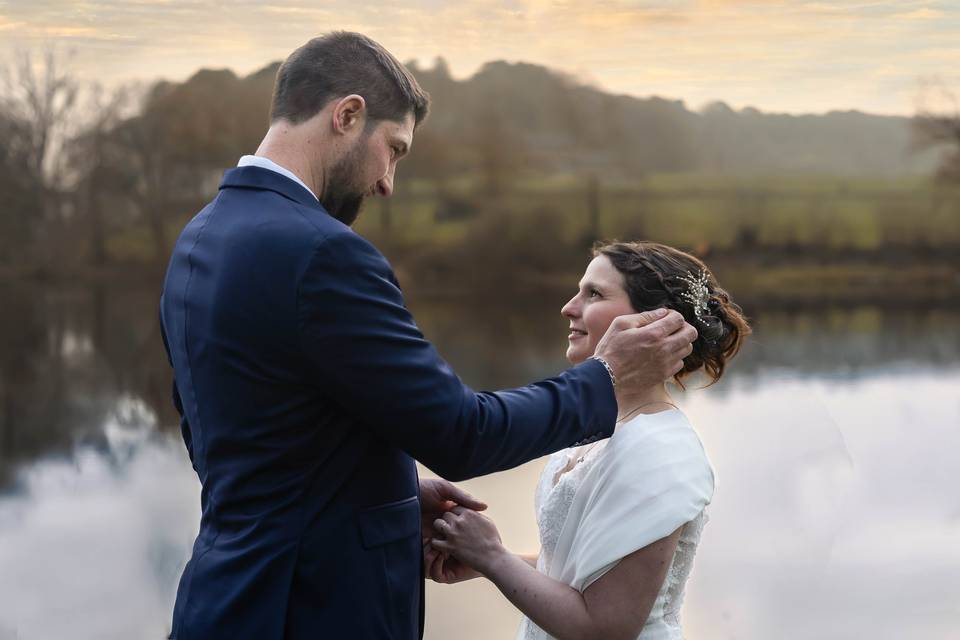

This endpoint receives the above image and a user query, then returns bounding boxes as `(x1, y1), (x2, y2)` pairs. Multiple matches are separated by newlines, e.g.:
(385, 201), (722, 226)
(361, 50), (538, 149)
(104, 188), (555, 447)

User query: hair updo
(593, 241), (751, 388)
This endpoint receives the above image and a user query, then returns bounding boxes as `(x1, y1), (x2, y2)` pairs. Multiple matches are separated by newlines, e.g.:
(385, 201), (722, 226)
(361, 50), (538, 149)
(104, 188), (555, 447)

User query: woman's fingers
(434, 507), (481, 541)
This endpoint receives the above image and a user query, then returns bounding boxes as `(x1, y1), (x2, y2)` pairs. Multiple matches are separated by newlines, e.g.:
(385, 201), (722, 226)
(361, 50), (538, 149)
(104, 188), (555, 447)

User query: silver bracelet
(589, 355), (617, 389)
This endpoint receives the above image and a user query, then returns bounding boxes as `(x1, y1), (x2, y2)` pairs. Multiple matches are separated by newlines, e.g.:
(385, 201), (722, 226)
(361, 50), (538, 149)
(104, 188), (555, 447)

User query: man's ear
(331, 94), (366, 135)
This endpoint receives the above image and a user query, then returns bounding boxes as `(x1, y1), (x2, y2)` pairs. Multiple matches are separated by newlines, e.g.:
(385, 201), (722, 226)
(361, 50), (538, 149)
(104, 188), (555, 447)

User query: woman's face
(561, 255), (636, 365)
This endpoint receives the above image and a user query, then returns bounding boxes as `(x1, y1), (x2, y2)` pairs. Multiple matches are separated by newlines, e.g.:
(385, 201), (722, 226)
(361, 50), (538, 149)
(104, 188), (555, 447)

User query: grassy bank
(5, 174), (957, 306)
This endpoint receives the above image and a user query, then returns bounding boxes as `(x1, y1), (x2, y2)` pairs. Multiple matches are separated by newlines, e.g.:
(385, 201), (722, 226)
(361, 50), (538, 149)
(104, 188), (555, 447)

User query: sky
(1, 0), (958, 116)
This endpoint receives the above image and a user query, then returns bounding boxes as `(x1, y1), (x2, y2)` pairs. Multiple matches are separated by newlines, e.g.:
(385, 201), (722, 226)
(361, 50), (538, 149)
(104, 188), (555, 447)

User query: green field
(354, 174), (960, 252)
(20, 173), (954, 306)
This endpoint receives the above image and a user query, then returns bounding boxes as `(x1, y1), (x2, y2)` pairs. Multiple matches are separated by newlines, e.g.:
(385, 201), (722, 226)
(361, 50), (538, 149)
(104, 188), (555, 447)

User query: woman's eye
(589, 289), (601, 298)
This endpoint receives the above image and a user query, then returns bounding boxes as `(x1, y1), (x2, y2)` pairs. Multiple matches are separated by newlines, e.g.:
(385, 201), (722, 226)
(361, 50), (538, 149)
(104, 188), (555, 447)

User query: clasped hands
(419, 478), (502, 584)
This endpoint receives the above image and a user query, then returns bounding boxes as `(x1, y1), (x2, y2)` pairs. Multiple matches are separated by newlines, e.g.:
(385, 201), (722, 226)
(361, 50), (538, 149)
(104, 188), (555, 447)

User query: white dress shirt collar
(237, 155), (318, 201)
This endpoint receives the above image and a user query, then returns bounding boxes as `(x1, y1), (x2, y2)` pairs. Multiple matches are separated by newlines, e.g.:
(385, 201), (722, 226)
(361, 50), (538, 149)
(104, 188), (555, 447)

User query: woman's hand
(418, 477), (487, 544)
(430, 506), (508, 575)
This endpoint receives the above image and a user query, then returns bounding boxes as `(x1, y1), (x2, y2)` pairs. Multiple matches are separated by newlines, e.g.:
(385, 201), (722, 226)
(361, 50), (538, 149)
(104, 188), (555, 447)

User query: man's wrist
(588, 355), (617, 389)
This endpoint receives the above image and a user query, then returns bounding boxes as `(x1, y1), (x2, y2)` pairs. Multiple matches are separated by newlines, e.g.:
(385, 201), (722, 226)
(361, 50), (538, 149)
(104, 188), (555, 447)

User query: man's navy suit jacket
(159, 166), (617, 639)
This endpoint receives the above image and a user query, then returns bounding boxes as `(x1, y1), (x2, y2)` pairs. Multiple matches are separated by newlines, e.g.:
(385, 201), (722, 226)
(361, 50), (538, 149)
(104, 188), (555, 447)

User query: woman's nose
(561, 296), (579, 318)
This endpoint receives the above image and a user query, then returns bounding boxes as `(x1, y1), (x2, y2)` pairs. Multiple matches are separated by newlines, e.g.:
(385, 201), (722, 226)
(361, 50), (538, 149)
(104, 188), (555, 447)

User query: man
(159, 32), (696, 640)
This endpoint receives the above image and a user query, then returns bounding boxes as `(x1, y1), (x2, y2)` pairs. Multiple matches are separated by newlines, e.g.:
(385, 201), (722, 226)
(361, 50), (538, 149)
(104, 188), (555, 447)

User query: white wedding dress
(516, 409), (715, 640)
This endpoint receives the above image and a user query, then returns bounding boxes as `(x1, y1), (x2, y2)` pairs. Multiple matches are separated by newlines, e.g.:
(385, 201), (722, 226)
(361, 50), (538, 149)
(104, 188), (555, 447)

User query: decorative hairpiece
(678, 269), (711, 321)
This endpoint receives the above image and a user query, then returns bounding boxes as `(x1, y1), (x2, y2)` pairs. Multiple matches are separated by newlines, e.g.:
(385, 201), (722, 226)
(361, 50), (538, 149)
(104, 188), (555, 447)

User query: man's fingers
(445, 485), (487, 511)
(610, 308), (671, 331)
(427, 545), (448, 581)
(607, 310), (685, 342)
(433, 479), (487, 511)
(668, 357), (685, 378)
(430, 553), (446, 581)
(669, 339), (694, 360)
(423, 542), (441, 579)
(641, 310), (687, 337)
(631, 307), (670, 327)
(665, 324), (699, 354)
(433, 558), (447, 583)
(430, 538), (452, 552)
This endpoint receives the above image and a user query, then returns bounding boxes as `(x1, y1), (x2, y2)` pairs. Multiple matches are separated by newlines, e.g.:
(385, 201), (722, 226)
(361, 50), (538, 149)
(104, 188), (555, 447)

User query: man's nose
(376, 171), (394, 197)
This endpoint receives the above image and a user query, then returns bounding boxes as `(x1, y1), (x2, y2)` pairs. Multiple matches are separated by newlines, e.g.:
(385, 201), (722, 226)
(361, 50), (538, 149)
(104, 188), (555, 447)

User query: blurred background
(0, 2), (958, 639)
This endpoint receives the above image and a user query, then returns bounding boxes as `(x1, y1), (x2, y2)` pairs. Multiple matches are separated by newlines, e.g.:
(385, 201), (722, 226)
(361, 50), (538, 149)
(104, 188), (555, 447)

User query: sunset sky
(1, 0), (958, 116)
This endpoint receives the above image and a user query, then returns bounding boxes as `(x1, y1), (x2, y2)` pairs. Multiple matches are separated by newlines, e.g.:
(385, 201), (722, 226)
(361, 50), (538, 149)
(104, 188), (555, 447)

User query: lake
(0, 281), (957, 639)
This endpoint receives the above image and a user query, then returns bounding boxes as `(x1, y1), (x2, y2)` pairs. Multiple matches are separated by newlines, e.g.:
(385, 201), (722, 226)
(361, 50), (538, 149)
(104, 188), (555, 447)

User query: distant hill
(405, 58), (940, 178)
(145, 57), (942, 180)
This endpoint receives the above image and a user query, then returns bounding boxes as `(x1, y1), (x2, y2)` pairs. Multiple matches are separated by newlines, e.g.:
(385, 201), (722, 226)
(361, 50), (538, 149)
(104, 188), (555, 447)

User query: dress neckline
(554, 408), (686, 487)
(552, 440), (607, 487)
(615, 407), (682, 431)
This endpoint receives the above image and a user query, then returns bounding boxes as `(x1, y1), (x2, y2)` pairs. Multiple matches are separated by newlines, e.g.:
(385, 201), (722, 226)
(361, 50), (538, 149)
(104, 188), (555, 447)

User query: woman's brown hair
(594, 241), (751, 388)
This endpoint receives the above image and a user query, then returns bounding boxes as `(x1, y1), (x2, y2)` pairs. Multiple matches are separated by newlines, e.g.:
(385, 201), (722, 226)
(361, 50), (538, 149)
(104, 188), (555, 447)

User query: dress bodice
(517, 412), (711, 640)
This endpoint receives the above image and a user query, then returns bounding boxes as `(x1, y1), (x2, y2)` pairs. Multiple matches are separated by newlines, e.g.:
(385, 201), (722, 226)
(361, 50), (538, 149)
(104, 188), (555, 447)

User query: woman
(426, 241), (750, 640)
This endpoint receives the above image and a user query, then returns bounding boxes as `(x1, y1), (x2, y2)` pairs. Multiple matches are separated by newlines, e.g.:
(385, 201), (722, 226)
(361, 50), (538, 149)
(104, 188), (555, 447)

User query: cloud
(0, 19), (26, 32)
(1, 1), (958, 117)
(896, 7), (946, 20)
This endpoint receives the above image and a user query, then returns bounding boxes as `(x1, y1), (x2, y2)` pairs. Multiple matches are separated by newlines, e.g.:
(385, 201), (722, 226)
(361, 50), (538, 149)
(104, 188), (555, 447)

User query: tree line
(0, 49), (957, 275)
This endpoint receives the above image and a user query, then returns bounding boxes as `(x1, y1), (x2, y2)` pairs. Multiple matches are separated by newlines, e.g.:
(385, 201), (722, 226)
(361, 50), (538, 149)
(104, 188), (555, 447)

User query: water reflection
(0, 282), (957, 639)
(425, 372), (960, 640)
(0, 402), (198, 640)
(0, 282), (175, 491)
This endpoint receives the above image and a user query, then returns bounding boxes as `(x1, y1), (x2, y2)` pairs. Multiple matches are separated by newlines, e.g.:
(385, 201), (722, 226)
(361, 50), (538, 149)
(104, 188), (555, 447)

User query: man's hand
(423, 540), (483, 584)
(593, 308), (698, 390)
(420, 479), (487, 584)
(419, 477), (486, 543)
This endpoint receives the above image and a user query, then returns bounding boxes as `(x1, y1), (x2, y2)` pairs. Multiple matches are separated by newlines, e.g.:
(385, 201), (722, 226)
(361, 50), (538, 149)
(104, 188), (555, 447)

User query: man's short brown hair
(270, 31), (430, 127)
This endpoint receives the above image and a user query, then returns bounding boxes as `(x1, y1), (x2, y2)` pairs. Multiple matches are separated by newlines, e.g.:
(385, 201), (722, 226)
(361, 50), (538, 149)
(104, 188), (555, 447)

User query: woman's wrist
(478, 544), (514, 577)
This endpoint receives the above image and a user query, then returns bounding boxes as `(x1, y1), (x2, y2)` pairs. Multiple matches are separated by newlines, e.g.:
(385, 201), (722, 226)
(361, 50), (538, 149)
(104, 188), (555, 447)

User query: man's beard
(320, 139), (368, 227)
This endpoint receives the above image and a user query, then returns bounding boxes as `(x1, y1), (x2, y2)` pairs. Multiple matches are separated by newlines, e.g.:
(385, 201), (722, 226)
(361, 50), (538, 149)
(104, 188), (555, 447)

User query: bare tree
(67, 83), (133, 266)
(0, 48), (80, 266)
(913, 80), (960, 183)
(0, 49), (80, 207)
(109, 71), (254, 268)
(111, 85), (179, 268)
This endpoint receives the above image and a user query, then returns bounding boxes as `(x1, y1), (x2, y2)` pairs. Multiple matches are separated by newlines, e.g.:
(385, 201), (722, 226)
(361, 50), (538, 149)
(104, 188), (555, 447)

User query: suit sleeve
(296, 231), (617, 481)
